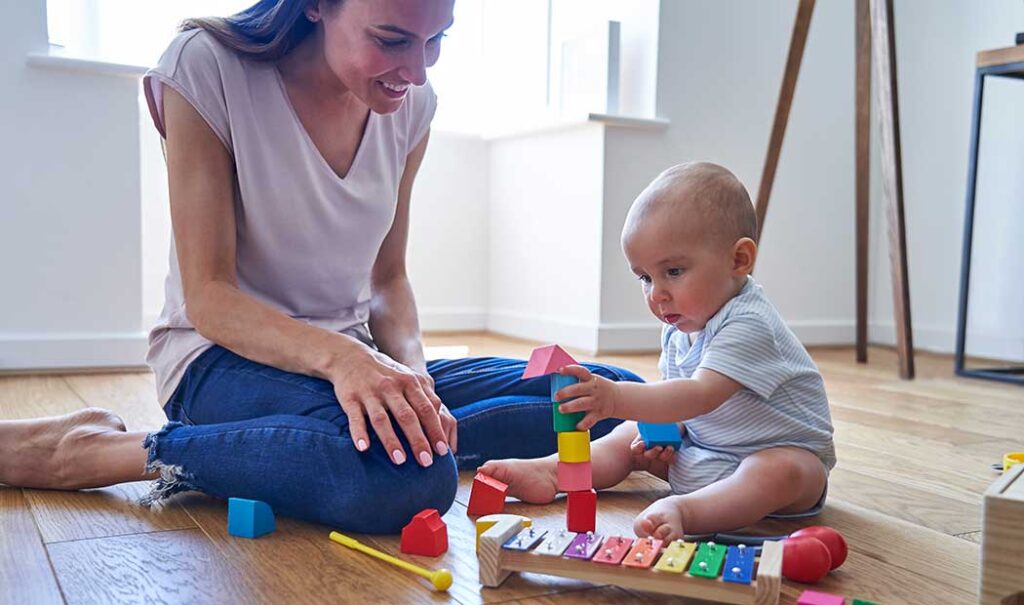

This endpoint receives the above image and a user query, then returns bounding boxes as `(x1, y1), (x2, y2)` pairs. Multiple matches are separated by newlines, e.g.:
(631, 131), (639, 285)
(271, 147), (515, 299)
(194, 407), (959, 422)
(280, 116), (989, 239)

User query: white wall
(868, 0), (1024, 361)
(0, 0), (146, 369)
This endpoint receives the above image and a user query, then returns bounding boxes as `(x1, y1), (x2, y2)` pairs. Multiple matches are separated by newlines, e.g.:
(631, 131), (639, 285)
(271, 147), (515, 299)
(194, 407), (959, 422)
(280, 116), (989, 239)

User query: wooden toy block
(478, 517), (784, 604)
(552, 402), (585, 432)
(981, 463), (1024, 605)
(689, 542), (728, 578)
(722, 544), (756, 584)
(564, 532), (604, 560)
(592, 536), (633, 565)
(475, 514), (531, 551)
(637, 422), (683, 449)
(796, 590), (845, 605)
(468, 472), (509, 516)
(227, 497), (275, 539)
(400, 508), (448, 557)
(623, 537), (663, 569)
(566, 489), (597, 533)
(522, 344), (579, 379)
(851, 600), (878, 605)
(476, 514), (532, 586)
(557, 461), (593, 492)
(654, 540), (696, 573)
(557, 431), (591, 462)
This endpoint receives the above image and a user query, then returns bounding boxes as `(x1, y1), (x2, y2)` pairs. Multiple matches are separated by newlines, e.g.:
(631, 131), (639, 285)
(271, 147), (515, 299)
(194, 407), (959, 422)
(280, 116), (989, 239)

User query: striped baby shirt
(658, 276), (837, 482)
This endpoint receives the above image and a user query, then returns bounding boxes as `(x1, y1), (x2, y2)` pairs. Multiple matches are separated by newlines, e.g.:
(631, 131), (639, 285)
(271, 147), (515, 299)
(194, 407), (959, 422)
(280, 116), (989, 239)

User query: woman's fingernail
(392, 449), (406, 464)
(357, 439), (368, 451)
(436, 441), (449, 456)
(418, 451), (433, 467)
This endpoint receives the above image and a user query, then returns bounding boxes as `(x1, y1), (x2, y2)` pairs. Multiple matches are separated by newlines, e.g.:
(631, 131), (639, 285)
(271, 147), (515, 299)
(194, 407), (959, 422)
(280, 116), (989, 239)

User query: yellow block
(654, 540), (696, 573)
(557, 431), (591, 463)
(475, 514), (531, 551)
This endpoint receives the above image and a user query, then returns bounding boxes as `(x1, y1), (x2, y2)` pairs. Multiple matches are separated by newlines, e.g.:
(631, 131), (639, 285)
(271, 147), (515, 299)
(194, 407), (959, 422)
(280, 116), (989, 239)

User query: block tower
(522, 344), (596, 533)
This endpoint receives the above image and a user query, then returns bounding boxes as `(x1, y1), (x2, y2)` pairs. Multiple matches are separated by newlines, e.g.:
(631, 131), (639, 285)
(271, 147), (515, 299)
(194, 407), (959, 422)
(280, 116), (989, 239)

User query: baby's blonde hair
(623, 162), (757, 248)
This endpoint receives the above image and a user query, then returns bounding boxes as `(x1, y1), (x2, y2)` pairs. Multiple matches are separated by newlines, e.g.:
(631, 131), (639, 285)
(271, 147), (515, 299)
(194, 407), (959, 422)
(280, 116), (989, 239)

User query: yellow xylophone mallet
(328, 531), (454, 592)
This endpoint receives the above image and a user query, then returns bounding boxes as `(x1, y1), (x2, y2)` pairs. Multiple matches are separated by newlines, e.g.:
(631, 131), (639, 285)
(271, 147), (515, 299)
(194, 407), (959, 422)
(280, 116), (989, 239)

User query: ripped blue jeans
(144, 346), (643, 533)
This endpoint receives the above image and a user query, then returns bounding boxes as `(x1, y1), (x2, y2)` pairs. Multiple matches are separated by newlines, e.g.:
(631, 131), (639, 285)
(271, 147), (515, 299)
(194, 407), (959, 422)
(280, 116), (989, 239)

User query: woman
(0, 0), (641, 532)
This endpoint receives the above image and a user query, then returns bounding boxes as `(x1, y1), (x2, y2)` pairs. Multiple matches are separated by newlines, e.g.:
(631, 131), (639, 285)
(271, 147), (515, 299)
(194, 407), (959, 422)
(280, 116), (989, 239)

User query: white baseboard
(486, 310), (601, 352)
(0, 332), (149, 371)
(869, 321), (1023, 361)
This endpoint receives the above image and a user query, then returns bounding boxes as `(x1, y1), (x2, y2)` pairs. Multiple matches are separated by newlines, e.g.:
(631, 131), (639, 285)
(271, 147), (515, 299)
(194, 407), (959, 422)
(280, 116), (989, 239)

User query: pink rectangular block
(557, 461), (592, 492)
(797, 590), (845, 605)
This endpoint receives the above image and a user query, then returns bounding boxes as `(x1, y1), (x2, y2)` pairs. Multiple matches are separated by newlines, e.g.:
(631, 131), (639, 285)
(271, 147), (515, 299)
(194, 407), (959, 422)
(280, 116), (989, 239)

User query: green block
(852, 600), (878, 605)
(551, 374), (584, 432)
(552, 402), (585, 432)
(688, 542), (727, 578)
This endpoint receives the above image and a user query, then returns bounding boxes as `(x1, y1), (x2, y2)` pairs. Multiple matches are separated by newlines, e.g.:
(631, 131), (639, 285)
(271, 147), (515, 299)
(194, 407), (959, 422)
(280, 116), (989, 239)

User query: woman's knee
(585, 362), (645, 384)
(318, 450), (460, 534)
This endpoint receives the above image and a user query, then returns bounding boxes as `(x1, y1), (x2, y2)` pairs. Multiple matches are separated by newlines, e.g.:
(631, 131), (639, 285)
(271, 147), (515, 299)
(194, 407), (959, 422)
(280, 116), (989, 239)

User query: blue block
(637, 422), (682, 449)
(228, 497), (276, 539)
(550, 374), (578, 402)
(722, 545), (755, 584)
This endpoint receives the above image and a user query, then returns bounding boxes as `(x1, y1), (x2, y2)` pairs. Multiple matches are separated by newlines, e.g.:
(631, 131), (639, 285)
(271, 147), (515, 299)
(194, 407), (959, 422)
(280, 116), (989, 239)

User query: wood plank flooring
(1, 335), (1021, 604)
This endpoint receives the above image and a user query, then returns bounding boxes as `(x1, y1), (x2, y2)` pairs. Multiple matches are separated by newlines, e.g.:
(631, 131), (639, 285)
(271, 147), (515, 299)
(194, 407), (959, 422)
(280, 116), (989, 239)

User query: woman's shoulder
(152, 28), (246, 80)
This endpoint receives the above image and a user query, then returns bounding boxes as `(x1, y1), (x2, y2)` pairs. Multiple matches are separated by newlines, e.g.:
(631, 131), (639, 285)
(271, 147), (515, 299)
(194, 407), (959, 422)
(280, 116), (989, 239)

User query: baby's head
(621, 162), (758, 332)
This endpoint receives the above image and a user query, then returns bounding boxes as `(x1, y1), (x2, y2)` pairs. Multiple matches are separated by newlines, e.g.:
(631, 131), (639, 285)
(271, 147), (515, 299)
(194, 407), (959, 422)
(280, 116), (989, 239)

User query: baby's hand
(630, 434), (676, 469)
(554, 365), (622, 431)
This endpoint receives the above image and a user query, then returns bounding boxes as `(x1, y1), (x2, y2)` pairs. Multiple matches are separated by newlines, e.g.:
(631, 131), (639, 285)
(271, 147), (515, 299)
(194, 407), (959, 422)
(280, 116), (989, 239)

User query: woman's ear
(732, 237), (758, 275)
(305, 2), (321, 22)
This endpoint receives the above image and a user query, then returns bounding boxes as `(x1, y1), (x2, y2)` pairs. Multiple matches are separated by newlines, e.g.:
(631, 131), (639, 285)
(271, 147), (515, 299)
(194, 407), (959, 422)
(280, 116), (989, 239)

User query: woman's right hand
(328, 344), (449, 467)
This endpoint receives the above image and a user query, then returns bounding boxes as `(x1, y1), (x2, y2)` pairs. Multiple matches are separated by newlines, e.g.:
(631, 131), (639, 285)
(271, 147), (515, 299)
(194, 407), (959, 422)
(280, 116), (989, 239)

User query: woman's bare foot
(0, 407), (128, 489)
(478, 457), (559, 504)
(634, 494), (688, 541)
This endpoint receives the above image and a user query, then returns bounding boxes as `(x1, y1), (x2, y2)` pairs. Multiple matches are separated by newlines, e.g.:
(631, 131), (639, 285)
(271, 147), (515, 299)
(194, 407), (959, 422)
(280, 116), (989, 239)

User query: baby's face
(623, 214), (742, 333)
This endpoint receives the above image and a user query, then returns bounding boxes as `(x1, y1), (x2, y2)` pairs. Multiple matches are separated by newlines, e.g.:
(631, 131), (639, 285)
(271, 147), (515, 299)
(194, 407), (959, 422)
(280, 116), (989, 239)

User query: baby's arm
(555, 366), (743, 429)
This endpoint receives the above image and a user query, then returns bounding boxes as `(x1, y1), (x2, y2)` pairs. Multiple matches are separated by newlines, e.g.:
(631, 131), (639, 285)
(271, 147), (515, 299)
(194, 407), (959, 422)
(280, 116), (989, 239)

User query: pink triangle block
(796, 590), (845, 605)
(522, 344), (579, 379)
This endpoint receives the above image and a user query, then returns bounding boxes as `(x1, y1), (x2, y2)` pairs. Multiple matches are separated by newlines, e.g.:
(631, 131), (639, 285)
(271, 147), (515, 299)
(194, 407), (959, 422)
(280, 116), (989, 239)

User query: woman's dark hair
(181, 0), (342, 61)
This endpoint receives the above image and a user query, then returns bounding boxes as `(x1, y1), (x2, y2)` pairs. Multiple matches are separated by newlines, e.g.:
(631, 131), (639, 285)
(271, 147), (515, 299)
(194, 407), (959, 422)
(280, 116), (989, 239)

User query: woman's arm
(368, 131), (430, 374)
(163, 88), (447, 464)
(367, 130), (458, 450)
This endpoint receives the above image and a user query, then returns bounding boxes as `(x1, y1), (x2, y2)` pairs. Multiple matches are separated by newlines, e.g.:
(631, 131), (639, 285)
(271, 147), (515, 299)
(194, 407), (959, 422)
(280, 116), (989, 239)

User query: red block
(400, 508), (448, 557)
(467, 472), (508, 516)
(566, 489), (596, 533)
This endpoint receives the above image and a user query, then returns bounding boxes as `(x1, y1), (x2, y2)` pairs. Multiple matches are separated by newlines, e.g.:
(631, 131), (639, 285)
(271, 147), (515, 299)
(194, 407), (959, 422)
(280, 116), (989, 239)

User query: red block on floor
(566, 489), (596, 533)
(400, 508), (448, 557)
(797, 590), (845, 605)
(467, 472), (508, 516)
(557, 461), (593, 492)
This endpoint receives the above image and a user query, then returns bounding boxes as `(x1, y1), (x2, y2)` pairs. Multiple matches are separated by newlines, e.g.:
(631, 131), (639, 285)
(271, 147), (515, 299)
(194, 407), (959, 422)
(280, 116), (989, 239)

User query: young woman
(0, 0), (641, 532)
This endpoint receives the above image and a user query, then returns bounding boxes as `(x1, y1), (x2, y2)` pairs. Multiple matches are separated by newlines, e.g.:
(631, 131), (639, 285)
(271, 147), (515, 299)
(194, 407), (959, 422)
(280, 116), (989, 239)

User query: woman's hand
(553, 365), (624, 431)
(329, 345), (450, 467)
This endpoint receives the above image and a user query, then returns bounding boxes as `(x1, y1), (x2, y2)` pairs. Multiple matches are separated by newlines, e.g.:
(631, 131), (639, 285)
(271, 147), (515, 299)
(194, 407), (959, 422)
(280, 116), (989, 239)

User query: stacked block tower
(522, 344), (597, 533)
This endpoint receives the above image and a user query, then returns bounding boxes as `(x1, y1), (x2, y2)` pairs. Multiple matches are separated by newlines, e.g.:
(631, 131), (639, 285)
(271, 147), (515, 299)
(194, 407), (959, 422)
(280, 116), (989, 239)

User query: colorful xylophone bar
(478, 515), (783, 605)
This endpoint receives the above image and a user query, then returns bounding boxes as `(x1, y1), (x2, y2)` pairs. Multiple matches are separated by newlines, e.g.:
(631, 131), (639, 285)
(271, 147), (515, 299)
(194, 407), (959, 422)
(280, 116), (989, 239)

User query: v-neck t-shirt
(142, 29), (437, 404)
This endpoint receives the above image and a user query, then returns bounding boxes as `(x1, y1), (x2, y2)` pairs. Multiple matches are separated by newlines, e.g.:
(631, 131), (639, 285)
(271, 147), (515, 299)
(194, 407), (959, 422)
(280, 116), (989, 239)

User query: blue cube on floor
(228, 497), (276, 539)
(637, 422), (683, 449)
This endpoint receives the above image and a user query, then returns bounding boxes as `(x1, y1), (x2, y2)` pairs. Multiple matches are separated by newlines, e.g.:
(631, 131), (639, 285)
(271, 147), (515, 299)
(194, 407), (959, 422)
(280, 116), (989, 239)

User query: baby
(481, 162), (836, 540)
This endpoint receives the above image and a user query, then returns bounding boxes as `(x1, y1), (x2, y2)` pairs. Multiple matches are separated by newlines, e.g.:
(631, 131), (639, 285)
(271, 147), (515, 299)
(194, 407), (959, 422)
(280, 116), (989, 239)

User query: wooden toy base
(478, 515), (782, 605)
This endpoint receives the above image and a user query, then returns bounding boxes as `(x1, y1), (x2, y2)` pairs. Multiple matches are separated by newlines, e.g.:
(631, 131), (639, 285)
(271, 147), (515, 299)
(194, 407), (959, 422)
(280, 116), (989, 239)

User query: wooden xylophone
(478, 515), (783, 605)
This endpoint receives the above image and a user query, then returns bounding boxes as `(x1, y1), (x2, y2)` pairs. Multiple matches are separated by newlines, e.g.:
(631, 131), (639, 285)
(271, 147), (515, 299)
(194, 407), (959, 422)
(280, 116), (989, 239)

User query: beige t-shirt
(143, 30), (437, 404)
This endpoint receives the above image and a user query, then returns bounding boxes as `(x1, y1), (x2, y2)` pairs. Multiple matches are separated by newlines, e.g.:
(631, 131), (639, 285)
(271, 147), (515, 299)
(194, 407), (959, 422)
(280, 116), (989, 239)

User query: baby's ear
(732, 237), (758, 274)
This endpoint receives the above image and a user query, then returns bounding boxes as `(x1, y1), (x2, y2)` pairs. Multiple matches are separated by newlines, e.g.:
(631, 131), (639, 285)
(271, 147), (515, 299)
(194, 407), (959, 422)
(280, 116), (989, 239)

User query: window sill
(26, 46), (149, 78)
(480, 112), (669, 141)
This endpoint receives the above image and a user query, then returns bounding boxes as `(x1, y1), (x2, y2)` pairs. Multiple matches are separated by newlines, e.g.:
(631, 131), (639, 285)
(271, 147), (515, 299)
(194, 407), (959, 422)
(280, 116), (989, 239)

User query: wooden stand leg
(869, 0), (915, 379)
(855, 0), (871, 364)
(754, 0), (816, 242)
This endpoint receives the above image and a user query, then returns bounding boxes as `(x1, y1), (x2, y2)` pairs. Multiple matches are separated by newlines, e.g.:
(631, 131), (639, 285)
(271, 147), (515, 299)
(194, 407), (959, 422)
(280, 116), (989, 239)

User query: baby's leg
(479, 421), (641, 503)
(634, 446), (827, 541)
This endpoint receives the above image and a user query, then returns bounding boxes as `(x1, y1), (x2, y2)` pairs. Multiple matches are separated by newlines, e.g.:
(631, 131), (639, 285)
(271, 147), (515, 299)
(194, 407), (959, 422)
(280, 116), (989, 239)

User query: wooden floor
(1, 334), (1020, 604)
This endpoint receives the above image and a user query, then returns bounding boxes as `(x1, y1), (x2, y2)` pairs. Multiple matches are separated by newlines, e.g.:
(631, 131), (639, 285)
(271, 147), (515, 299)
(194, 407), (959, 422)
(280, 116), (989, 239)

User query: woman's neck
(277, 30), (351, 102)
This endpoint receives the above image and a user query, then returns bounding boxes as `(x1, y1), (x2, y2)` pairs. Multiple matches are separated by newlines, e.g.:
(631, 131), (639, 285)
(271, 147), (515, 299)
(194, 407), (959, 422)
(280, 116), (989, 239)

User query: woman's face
(315, 0), (454, 114)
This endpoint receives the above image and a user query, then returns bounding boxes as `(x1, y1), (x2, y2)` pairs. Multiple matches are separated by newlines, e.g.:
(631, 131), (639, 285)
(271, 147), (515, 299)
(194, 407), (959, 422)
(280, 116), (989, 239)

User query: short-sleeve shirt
(658, 276), (836, 468)
(142, 29), (437, 404)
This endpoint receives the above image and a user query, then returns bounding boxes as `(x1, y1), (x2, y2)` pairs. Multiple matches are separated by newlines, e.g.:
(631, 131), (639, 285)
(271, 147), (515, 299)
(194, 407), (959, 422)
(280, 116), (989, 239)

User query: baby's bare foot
(0, 407), (126, 489)
(478, 457), (558, 504)
(634, 495), (688, 542)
